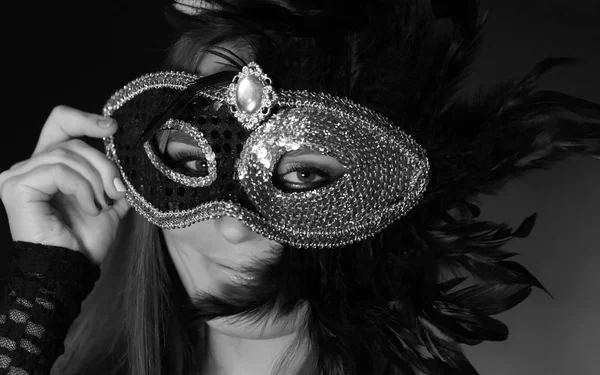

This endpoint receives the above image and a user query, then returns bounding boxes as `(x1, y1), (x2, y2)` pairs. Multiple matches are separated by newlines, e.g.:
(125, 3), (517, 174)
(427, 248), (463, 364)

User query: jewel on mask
(236, 76), (263, 113)
(227, 62), (277, 131)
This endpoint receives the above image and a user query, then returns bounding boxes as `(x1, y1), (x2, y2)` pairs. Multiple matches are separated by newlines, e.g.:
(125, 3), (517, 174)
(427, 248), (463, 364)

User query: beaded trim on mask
(144, 119), (218, 187)
(103, 65), (430, 248)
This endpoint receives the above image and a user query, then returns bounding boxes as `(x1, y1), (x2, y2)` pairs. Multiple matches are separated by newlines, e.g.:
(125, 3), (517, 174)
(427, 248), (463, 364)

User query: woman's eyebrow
(284, 148), (321, 157)
(167, 131), (199, 146)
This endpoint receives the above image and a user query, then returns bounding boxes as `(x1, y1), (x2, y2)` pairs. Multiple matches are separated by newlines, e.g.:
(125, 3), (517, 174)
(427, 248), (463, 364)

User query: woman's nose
(213, 216), (257, 244)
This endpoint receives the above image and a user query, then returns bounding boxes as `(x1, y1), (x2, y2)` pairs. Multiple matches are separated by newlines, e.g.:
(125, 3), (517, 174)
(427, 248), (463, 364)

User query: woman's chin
(206, 313), (300, 340)
(206, 301), (309, 340)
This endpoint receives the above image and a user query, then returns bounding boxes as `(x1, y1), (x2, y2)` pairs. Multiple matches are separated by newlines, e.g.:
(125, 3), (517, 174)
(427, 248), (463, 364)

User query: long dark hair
(50, 211), (172, 374)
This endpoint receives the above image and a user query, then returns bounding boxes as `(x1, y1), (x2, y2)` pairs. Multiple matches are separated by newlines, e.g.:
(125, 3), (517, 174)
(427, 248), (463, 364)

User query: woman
(1, 0), (599, 374)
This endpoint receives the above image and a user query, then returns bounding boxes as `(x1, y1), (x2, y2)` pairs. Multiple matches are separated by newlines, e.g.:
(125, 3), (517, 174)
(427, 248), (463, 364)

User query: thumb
(112, 196), (131, 220)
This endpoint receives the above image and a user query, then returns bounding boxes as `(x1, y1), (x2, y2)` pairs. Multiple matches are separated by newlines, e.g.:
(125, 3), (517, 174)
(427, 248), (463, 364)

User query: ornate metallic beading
(144, 119), (217, 187)
(226, 62), (277, 131)
(102, 62), (431, 248)
(103, 71), (195, 117)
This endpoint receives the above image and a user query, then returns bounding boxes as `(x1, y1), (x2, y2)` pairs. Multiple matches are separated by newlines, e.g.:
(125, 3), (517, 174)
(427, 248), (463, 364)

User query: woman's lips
(205, 257), (255, 283)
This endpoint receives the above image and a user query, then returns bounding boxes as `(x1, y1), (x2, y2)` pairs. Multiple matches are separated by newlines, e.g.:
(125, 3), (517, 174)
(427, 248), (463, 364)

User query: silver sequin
(103, 65), (430, 248)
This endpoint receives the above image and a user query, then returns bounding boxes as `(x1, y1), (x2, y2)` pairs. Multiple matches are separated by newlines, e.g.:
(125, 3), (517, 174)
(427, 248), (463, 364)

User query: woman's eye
(154, 129), (212, 177)
(165, 152), (209, 177)
(280, 169), (325, 184)
(182, 159), (209, 173)
(161, 146), (210, 177)
(275, 163), (335, 191)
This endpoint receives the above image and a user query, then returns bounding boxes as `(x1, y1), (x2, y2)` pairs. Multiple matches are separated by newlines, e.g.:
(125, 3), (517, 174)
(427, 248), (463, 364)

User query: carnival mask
(103, 63), (430, 248)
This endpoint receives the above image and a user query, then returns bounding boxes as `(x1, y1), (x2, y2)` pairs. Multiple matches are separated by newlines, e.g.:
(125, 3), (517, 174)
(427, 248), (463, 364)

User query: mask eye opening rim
(144, 118), (218, 188)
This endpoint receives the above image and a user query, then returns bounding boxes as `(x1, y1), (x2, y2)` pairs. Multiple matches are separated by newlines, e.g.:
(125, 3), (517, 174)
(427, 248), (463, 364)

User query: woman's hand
(0, 105), (130, 265)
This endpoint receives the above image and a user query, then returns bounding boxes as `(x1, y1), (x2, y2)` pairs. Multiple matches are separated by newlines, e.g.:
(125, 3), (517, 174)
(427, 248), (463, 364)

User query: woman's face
(162, 216), (296, 339)
(161, 45), (346, 340)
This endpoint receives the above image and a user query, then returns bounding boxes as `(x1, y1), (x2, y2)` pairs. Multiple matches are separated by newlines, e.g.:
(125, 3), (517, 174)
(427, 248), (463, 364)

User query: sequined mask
(103, 62), (430, 248)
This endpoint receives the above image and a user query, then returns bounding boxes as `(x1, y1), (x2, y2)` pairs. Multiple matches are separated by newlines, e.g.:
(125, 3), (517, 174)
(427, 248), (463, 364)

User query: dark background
(1, 1), (599, 374)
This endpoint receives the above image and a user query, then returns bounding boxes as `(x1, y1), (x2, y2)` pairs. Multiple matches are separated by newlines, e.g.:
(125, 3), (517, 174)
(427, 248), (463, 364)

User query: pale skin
(0, 46), (347, 374)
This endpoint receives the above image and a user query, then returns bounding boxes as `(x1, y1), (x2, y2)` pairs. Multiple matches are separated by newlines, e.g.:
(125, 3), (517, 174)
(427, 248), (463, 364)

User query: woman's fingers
(1, 151), (102, 213)
(49, 139), (126, 204)
(6, 163), (101, 217)
(1, 139), (125, 211)
(0, 105), (128, 260)
(33, 105), (117, 155)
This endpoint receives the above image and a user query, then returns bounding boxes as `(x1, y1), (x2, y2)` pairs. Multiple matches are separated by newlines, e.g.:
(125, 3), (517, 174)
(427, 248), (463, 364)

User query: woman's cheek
(163, 232), (216, 296)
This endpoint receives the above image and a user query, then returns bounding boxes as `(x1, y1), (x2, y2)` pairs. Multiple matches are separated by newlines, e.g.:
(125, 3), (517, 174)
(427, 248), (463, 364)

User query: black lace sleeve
(0, 241), (100, 375)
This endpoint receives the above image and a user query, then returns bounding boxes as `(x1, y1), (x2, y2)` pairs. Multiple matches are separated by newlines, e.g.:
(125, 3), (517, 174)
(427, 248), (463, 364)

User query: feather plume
(424, 58), (600, 202)
(153, 1), (600, 374)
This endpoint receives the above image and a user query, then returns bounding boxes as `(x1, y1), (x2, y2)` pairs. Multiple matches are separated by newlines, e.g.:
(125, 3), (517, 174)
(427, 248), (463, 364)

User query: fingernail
(113, 177), (127, 192)
(104, 192), (114, 206)
(94, 199), (103, 212)
(97, 117), (116, 128)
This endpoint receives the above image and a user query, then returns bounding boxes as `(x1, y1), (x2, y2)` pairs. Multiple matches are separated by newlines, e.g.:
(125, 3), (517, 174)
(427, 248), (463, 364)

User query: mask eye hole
(154, 129), (211, 177)
(273, 149), (348, 192)
(144, 119), (217, 187)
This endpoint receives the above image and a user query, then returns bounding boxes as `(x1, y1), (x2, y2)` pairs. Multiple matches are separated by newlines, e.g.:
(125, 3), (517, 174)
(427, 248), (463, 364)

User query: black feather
(153, 1), (600, 374)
